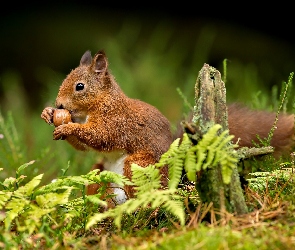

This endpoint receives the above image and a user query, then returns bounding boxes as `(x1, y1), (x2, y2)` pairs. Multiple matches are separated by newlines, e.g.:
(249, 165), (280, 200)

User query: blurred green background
(1, 3), (295, 182)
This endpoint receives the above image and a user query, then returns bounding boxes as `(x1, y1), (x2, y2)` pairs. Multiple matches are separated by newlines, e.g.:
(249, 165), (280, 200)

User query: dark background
(1, 2), (295, 122)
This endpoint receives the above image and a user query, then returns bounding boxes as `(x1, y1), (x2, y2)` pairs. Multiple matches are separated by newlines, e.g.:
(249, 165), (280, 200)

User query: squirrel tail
(228, 103), (295, 156)
(174, 103), (295, 156)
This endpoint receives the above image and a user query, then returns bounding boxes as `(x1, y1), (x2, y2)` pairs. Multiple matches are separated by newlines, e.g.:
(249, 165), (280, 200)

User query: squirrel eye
(76, 83), (84, 91)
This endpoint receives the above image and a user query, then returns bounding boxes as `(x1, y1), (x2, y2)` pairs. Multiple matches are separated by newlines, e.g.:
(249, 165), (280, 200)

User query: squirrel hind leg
(123, 152), (168, 198)
(123, 152), (156, 199)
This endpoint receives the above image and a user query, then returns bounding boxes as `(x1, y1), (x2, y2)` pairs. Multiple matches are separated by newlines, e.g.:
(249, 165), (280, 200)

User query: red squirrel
(41, 50), (173, 206)
(41, 50), (295, 206)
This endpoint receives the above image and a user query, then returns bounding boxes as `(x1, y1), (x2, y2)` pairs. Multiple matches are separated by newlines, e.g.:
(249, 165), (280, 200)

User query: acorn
(53, 109), (72, 127)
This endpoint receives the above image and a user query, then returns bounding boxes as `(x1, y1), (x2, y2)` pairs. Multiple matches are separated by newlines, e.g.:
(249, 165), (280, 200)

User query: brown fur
(228, 103), (295, 155)
(41, 50), (173, 206)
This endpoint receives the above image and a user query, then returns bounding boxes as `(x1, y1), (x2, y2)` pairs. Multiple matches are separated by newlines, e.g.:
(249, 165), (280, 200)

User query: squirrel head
(55, 50), (117, 123)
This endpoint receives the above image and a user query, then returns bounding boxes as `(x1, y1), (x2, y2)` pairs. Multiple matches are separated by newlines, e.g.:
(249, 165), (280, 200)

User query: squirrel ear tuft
(80, 50), (92, 66)
(92, 50), (108, 73)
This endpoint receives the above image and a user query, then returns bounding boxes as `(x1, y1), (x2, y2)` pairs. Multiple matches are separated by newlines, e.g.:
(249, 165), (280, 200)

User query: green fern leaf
(162, 197), (185, 226)
(131, 164), (161, 195)
(14, 174), (43, 197)
(196, 125), (221, 169)
(184, 146), (198, 181)
(5, 197), (30, 230)
(86, 189), (185, 230)
(99, 171), (133, 186)
(212, 133), (235, 166)
(168, 133), (192, 189)
(35, 170), (100, 196)
(86, 206), (117, 229)
(35, 188), (73, 208)
(155, 135), (192, 189)
(0, 191), (12, 209)
(195, 144), (206, 172)
(199, 124), (222, 147)
(86, 194), (108, 207)
(3, 174), (43, 230)
(221, 164), (234, 184)
(156, 138), (181, 167)
(183, 124), (238, 184)
(2, 177), (17, 190)
(17, 204), (55, 235)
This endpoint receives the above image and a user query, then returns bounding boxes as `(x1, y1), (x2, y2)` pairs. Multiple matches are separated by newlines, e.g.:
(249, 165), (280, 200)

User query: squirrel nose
(55, 103), (64, 109)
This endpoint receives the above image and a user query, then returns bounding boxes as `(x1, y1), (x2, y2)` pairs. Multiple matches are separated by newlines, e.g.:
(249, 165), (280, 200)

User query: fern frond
(161, 196), (185, 224)
(184, 125), (222, 177)
(86, 194), (108, 207)
(99, 170), (133, 186)
(211, 131), (235, 166)
(184, 147), (198, 181)
(16, 204), (55, 235)
(248, 168), (295, 195)
(184, 124), (238, 184)
(35, 188), (72, 208)
(1, 177), (17, 190)
(86, 209), (116, 230)
(4, 197), (30, 230)
(168, 133), (192, 189)
(168, 158), (184, 189)
(86, 189), (185, 230)
(0, 191), (12, 209)
(193, 125), (223, 171)
(156, 134), (192, 189)
(14, 174), (43, 197)
(35, 170), (100, 196)
(131, 163), (161, 196)
(3, 174), (44, 230)
(156, 138), (181, 167)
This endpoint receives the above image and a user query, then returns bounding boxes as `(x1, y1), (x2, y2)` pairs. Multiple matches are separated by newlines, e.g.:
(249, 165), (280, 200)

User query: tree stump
(193, 64), (248, 215)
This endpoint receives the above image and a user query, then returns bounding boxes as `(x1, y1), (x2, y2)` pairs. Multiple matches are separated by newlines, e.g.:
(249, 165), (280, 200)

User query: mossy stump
(193, 64), (248, 215)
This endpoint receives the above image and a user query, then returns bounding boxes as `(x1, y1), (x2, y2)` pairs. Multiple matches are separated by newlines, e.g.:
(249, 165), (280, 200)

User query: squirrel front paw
(41, 107), (56, 125)
(53, 124), (69, 140)
(53, 123), (76, 140)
